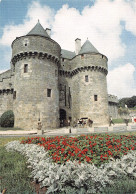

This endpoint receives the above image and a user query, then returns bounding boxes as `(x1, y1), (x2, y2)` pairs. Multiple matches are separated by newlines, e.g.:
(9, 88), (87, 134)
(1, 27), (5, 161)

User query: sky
(0, 0), (136, 99)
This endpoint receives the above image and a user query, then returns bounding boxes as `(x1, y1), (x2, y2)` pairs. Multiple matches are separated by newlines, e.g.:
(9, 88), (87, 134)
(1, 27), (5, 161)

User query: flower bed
(21, 134), (136, 166)
(5, 138), (136, 194)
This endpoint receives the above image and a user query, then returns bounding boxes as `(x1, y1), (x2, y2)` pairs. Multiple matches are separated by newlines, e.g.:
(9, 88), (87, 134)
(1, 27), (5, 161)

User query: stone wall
(108, 95), (119, 119)
(71, 53), (108, 71)
(71, 70), (109, 125)
(12, 35), (61, 130)
(70, 53), (109, 126)
(12, 36), (60, 58)
(59, 53), (109, 126)
(108, 102), (118, 118)
(0, 70), (14, 117)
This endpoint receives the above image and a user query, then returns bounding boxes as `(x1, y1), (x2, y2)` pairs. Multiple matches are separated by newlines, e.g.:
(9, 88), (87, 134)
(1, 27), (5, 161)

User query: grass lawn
(0, 137), (35, 194)
(1, 132), (136, 194)
(112, 118), (131, 124)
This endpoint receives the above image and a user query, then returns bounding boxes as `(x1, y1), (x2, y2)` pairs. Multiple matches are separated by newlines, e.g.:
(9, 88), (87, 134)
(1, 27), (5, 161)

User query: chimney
(45, 28), (51, 37)
(75, 38), (81, 55)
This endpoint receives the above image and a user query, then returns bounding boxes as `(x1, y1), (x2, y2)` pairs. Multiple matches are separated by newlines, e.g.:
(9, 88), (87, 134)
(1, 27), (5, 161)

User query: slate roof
(27, 21), (50, 38)
(61, 49), (76, 59)
(79, 39), (99, 55)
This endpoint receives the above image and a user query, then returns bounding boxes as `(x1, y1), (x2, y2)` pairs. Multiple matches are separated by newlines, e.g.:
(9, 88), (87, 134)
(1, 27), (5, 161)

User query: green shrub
(0, 110), (14, 128)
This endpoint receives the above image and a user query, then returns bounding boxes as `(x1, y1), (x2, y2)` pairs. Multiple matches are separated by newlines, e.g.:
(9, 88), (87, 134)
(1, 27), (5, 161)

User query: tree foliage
(118, 107), (129, 115)
(0, 110), (14, 128)
(118, 96), (136, 108)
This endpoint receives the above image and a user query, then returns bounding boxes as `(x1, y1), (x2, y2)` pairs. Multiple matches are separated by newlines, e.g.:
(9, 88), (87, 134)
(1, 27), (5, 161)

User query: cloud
(107, 63), (136, 98)
(1, 0), (136, 63)
(0, 1), (54, 46)
(0, 0), (136, 97)
(51, 0), (136, 63)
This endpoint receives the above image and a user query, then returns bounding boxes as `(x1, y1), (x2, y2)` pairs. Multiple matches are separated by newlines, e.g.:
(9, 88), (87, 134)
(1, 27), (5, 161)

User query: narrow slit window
(55, 70), (58, 76)
(85, 75), (88, 82)
(13, 91), (16, 99)
(94, 95), (98, 101)
(47, 89), (51, 97)
(24, 64), (28, 73)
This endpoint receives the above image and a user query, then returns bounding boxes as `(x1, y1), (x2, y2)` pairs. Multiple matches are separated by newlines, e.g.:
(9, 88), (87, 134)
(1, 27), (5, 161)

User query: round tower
(11, 21), (61, 130)
(71, 39), (109, 126)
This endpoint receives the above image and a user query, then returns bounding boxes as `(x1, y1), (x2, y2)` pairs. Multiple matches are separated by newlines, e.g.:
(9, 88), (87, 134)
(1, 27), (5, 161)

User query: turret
(71, 39), (109, 126)
(11, 21), (61, 130)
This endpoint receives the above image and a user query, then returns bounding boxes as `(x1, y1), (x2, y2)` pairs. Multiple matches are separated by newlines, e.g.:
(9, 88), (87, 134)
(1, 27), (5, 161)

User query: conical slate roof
(61, 49), (76, 59)
(79, 39), (99, 55)
(27, 21), (50, 38)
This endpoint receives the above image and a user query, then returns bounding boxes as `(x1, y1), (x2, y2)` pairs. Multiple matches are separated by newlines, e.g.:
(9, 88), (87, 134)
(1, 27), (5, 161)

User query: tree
(118, 96), (136, 108)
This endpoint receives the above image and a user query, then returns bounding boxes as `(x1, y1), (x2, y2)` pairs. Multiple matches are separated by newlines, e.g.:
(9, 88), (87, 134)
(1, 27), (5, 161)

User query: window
(94, 95), (98, 101)
(24, 64), (28, 73)
(62, 58), (65, 62)
(13, 91), (16, 99)
(85, 75), (88, 82)
(55, 70), (58, 76)
(47, 89), (51, 97)
(24, 39), (28, 46)
(81, 54), (84, 59)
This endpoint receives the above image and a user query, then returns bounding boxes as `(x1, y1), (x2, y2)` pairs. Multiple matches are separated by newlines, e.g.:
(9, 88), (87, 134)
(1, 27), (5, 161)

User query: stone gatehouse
(0, 21), (118, 130)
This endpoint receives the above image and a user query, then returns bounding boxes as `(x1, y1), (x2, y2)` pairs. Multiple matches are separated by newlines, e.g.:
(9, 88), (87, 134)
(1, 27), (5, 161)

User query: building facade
(0, 22), (118, 130)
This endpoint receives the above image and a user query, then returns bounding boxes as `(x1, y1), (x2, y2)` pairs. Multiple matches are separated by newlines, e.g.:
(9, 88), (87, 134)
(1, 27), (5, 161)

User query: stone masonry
(0, 21), (118, 130)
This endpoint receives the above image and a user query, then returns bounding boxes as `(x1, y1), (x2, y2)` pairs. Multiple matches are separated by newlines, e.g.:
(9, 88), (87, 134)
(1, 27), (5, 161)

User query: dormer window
(24, 64), (28, 73)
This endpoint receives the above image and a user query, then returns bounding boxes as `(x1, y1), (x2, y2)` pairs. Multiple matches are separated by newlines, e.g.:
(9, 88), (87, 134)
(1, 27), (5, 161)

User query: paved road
(0, 128), (136, 138)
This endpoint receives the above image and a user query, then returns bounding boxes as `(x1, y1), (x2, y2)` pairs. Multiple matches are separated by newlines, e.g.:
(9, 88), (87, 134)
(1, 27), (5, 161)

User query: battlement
(108, 94), (119, 104)
(59, 64), (108, 78)
(11, 51), (60, 66)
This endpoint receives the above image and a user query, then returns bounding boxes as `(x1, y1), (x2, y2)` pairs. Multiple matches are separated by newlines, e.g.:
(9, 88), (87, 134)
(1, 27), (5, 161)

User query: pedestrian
(88, 119), (93, 127)
(131, 116), (134, 124)
(37, 121), (42, 130)
(109, 116), (114, 126)
(68, 119), (70, 126)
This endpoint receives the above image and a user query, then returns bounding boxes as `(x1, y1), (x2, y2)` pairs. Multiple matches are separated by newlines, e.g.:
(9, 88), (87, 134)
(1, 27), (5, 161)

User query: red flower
(86, 156), (91, 162)
(108, 150), (112, 155)
(78, 154), (82, 157)
(131, 147), (134, 150)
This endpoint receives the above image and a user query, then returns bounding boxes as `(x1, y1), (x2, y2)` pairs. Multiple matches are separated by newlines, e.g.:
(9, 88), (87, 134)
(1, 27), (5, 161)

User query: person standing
(131, 116), (134, 124)
(109, 116), (114, 126)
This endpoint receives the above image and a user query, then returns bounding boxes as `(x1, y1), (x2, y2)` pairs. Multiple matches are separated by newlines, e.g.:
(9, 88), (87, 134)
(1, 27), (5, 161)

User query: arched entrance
(59, 109), (66, 120)
(59, 109), (66, 127)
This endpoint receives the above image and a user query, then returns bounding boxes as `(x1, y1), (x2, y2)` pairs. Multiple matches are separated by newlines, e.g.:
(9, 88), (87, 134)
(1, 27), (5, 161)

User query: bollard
(69, 128), (71, 133)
